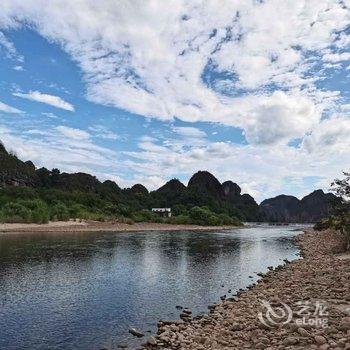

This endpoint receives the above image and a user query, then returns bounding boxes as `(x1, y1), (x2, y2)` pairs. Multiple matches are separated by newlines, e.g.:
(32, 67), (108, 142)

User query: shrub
(31, 207), (50, 224)
(189, 206), (211, 225)
(0, 202), (31, 223)
(51, 203), (70, 221)
(217, 213), (242, 226)
(117, 216), (135, 225)
(168, 214), (191, 225)
(172, 204), (188, 216)
(132, 209), (163, 223)
(314, 218), (331, 231)
(19, 199), (50, 224)
(208, 215), (221, 226)
(68, 204), (87, 218)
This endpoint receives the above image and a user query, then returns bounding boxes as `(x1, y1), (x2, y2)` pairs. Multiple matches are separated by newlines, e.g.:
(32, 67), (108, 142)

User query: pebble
(298, 327), (310, 337)
(147, 336), (157, 346)
(129, 328), (144, 337)
(314, 335), (327, 345)
(145, 229), (349, 350)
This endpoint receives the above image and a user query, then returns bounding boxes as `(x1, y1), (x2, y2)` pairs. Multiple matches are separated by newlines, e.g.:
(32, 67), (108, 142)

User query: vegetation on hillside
(0, 144), (247, 226)
(314, 172), (350, 249)
(0, 186), (243, 226)
(1, 141), (336, 227)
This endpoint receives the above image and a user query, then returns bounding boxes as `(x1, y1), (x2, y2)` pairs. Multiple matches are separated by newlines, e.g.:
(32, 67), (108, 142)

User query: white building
(151, 208), (172, 218)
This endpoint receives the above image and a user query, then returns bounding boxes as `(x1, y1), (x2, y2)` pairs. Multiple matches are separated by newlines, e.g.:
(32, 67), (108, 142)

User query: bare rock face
(260, 195), (301, 222)
(187, 171), (261, 221)
(260, 190), (338, 223)
(299, 190), (337, 222)
(0, 141), (38, 187)
(222, 181), (241, 199)
(188, 171), (223, 198)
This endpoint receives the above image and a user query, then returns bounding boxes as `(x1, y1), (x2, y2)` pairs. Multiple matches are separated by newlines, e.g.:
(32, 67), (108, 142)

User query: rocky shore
(139, 229), (350, 350)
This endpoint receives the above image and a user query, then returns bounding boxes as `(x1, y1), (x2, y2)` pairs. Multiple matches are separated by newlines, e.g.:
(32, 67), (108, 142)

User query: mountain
(0, 142), (338, 223)
(0, 142), (38, 187)
(151, 179), (188, 209)
(156, 179), (187, 194)
(187, 171), (223, 198)
(260, 190), (338, 223)
(130, 184), (149, 196)
(161, 171), (260, 221)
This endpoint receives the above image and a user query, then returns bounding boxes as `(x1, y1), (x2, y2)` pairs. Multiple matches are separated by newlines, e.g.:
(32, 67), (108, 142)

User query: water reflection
(0, 226), (301, 350)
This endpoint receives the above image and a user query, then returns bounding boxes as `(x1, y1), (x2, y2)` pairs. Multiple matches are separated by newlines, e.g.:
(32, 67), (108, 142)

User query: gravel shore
(141, 229), (350, 350)
(0, 221), (238, 234)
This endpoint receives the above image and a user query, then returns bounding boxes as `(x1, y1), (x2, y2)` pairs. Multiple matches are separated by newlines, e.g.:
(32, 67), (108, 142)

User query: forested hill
(0, 142), (337, 223)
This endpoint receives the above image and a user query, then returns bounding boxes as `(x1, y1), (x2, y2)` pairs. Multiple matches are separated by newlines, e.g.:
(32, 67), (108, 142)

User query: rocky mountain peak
(156, 179), (186, 193)
(260, 190), (338, 223)
(188, 171), (223, 197)
(222, 181), (241, 198)
(130, 183), (149, 195)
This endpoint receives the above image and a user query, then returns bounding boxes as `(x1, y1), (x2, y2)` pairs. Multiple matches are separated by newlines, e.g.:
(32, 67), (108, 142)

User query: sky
(0, 0), (349, 202)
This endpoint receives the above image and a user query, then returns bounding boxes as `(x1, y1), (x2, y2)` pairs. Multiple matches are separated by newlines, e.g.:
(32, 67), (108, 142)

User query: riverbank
(0, 220), (239, 234)
(143, 229), (350, 349)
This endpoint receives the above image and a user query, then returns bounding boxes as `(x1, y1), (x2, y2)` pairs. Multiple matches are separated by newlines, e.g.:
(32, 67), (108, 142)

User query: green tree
(331, 172), (350, 249)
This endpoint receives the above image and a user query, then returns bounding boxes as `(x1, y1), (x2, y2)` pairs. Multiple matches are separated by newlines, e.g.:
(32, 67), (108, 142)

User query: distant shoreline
(0, 220), (241, 234)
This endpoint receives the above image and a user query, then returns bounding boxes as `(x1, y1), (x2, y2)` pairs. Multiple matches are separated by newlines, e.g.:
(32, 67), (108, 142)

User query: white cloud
(41, 112), (59, 120)
(172, 126), (207, 138)
(88, 125), (119, 140)
(0, 1), (349, 144)
(121, 124), (350, 201)
(239, 91), (320, 145)
(56, 126), (90, 140)
(0, 125), (118, 174)
(0, 100), (23, 114)
(13, 65), (24, 71)
(323, 52), (350, 63)
(0, 31), (23, 62)
(13, 91), (75, 111)
(302, 116), (350, 154)
(0, 1), (349, 200)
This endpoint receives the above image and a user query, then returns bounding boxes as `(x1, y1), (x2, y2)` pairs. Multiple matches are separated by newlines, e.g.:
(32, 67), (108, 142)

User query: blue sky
(0, 1), (349, 202)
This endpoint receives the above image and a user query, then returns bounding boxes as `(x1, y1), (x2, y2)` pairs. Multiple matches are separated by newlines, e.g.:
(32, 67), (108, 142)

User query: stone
(283, 337), (299, 345)
(319, 345), (329, 350)
(129, 328), (144, 337)
(298, 327), (310, 337)
(314, 335), (327, 345)
(147, 336), (157, 346)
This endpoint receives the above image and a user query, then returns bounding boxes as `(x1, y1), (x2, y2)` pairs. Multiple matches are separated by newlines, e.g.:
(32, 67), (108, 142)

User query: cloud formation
(56, 126), (89, 140)
(13, 91), (75, 111)
(0, 124), (117, 174)
(123, 116), (350, 201)
(0, 100), (23, 114)
(0, 0), (349, 145)
(0, 31), (23, 62)
(0, 1), (349, 200)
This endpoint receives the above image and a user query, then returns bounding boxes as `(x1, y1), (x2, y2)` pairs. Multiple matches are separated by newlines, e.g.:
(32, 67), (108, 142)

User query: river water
(0, 225), (302, 350)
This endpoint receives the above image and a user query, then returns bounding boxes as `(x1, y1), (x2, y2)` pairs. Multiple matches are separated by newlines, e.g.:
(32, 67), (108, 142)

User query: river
(0, 225), (302, 349)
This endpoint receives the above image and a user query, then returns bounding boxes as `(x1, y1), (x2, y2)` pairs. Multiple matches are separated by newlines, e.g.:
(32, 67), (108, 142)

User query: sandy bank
(0, 220), (238, 234)
(142, 229), (350, 349)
